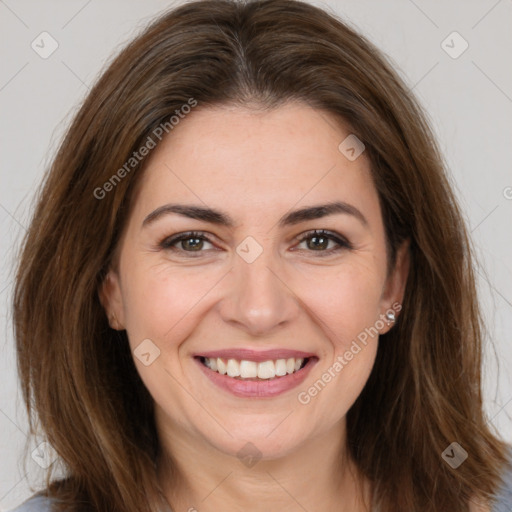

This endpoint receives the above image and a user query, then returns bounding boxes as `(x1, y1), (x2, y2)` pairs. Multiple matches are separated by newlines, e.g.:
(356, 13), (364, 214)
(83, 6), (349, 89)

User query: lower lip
(194, 357), (317, 398)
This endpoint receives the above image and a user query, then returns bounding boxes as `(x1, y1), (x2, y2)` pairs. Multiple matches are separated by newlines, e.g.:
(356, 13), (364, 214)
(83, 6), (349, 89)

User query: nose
(218, 247), (300, 337)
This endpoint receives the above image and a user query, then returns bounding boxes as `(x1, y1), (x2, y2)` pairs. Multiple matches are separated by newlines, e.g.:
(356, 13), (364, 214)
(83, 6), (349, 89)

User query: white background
(1, 0), (511, 509)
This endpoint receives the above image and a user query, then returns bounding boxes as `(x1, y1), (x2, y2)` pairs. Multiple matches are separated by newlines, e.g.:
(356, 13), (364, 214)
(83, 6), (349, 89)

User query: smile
(200, 356), (307, 379)
(193, 349), (318, 398)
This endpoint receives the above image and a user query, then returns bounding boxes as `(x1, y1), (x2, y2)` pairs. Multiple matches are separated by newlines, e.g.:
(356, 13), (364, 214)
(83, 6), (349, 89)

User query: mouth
(197, 355), (309, 380)
(193, 349), (318, 398)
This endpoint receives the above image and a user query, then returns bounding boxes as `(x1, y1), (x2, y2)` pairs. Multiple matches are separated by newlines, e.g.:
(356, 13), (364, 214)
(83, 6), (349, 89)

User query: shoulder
(491, 446), (512, 512)
(9, 495), (54, 512)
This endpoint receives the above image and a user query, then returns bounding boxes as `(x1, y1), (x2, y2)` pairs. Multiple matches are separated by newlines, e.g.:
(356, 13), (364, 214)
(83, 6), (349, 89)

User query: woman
(12, 0), (512, 510)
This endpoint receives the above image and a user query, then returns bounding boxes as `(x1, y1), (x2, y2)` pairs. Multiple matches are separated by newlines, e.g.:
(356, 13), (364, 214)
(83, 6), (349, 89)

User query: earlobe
(98, 270), (125, 330)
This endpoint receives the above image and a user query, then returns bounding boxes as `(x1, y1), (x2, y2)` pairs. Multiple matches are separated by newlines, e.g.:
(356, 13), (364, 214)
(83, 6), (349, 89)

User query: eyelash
(159, 229), (352, 257)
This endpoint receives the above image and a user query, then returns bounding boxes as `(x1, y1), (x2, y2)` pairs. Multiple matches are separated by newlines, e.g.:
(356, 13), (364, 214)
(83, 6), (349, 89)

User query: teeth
(217, 358), (227, 375)
(203, 357), (306, 379)
(257, 360), (275, 379)
(209, 358), (218, 372)
(240, 360), (258, 378)
(275, 359), (287, 376)
(226, 359), (240, 377)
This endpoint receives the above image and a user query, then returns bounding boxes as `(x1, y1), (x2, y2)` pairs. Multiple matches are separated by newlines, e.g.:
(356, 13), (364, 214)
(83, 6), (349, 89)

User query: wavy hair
(14, 0), (508, 510)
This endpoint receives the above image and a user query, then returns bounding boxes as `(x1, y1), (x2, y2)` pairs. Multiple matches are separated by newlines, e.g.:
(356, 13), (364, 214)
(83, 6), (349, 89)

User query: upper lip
(195, 348), (317, 362)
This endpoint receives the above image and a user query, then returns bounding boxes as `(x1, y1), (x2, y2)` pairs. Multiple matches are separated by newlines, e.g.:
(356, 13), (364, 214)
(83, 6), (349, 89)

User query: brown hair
(14, 0), (508, 510)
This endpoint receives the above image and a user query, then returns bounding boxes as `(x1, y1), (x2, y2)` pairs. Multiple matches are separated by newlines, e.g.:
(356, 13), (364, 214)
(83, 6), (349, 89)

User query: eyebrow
(142, 200), (368, 229)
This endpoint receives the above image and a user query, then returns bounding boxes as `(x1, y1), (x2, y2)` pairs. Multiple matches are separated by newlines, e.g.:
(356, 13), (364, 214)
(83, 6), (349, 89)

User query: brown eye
(160, 231), (215, 254)
(180, 237), (205, 251)
(296, 229), (351, 255)
(305, 234), (330, 251)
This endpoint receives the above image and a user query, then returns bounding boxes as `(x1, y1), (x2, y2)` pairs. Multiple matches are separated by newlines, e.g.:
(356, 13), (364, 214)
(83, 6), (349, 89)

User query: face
(100, 102), (408, 461)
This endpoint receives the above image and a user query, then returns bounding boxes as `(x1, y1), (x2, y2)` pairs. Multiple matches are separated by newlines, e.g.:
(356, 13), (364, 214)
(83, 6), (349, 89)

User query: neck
(156, 413), (371, 512)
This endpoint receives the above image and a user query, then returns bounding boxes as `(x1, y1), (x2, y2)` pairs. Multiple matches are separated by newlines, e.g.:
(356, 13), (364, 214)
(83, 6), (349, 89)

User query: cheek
(297, 262), (384, 347)
(291, 265), (382, 428)
(120, 264), (220, 347)
(294, 269), (382, 414)
(119, 266), (221, 413)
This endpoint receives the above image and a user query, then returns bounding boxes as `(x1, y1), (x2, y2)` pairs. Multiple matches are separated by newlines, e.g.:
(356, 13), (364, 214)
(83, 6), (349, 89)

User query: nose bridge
(221, 239), (298, 335)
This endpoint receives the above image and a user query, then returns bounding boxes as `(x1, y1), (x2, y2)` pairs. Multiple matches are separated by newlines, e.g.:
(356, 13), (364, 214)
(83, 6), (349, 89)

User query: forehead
(132, 102), (378, 224)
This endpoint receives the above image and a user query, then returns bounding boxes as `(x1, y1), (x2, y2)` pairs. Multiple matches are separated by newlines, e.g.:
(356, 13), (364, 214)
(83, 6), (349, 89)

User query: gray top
(492, 453), (512, 512)
(9, 458), (512, 511)
(9, 496), (52, 512)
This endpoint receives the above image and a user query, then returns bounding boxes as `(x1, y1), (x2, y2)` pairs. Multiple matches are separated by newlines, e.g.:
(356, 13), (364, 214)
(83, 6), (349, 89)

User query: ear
(98, 269), (126, 330)
(378, 240), (410, 334)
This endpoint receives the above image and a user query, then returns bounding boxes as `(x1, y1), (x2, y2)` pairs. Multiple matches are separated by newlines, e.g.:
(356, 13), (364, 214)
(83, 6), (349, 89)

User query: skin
(100, 102), (410, 512)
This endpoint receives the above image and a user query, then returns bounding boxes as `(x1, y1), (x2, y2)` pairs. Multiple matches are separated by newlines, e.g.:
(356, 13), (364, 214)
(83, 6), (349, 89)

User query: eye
(158, 229), (351, 258)
(294, 229), (352, 255)
(159, 231), (216, 255)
